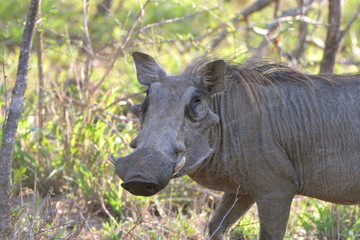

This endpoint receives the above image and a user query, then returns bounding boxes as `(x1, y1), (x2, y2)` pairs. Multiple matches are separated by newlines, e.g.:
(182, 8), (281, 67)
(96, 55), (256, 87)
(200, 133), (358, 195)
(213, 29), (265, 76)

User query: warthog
(110, 52), (360, 239)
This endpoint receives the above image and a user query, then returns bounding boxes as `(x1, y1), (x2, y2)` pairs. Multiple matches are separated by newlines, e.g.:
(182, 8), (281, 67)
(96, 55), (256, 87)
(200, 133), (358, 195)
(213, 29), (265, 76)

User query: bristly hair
(181, 55), (334, 106)
(182, 55), (320, 86)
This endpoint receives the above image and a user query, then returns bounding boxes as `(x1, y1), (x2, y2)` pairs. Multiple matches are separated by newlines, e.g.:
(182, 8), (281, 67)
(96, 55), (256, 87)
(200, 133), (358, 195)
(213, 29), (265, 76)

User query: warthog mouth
(109, 152), (187, 196)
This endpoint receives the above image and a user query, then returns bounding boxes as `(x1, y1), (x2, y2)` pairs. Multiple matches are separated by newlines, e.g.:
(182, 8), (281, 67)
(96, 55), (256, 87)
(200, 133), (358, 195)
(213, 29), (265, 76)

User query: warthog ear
(201, 60), (226, 96)
(132, 52), (167, 86)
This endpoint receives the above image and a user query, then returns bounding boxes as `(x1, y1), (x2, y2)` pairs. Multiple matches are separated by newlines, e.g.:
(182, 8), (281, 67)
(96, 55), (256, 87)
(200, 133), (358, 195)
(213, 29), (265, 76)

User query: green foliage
(102, 220), (124, 240)
(2, 0), (360, 238)
(297, 199), (360, 239)
(231, 209), (259, 239)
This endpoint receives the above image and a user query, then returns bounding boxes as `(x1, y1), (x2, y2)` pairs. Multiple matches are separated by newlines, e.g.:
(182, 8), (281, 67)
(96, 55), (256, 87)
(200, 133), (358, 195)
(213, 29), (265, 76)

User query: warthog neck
(189, 84), (252, 194)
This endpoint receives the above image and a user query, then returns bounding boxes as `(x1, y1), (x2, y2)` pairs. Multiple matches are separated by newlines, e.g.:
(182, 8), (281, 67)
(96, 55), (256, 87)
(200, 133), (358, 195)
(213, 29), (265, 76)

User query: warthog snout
(113, 148), (185, 196)
(121, 178), (161, 196)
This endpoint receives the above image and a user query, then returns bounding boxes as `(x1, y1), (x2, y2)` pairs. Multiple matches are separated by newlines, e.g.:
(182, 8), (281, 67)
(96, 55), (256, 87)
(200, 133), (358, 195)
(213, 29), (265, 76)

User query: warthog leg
(209, 193), (255, 240)
(256, 191), (295, 240)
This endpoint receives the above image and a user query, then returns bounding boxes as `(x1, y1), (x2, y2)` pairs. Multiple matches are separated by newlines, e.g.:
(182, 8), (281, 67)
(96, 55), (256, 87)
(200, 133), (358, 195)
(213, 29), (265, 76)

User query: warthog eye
(191, 94), (202, 106)
(186, 92), (207, 121)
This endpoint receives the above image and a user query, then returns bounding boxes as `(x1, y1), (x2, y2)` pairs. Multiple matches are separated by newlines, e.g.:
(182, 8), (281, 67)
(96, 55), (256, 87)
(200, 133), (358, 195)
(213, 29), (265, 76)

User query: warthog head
(110, 52), (226, 196)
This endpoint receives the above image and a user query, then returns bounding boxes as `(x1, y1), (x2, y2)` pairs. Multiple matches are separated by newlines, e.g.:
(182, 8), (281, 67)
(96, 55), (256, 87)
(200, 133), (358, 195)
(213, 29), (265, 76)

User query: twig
(280, 0), (317, 17)
(1, 29), (8, 128)
(337, 59), (360, 66)
(90, 0), (151, 98)
(6, 207), (26, 237)
(135, 10), (212, 34)
(99, 192), (120, 229)
(209, 0), (319, 51)
(208, 185), (241, 240)
(94, 112), (128, 145)
(0, 208), (16, 224)
(253, 0), (320, 58)
(36, 29), (44, 141)
(0, 22), (26, 30)
(236, 0), (274, 20)
(267, 15), (326, 26)
(82, 0), (94, 93)
(65, 218), (86, 240)
(27, 187), (54, 239)
(229, 219), (260, 236)
(0, 206), (27, 238)
(80, 213), (97, 240)
(95, 0), (112, 17)
(122, 218), (143, 240)
(93, 0), (123, 25)
(61, 94), (139, 122)
(338, 4), (360, 41)
(102, 111), (139, 122)
(182, 185), (222, 199)
(320, 0), (343, 73)
(36, 1), (45, 170)
(104, 90), (146, 110)
(209, 0), (274, 49)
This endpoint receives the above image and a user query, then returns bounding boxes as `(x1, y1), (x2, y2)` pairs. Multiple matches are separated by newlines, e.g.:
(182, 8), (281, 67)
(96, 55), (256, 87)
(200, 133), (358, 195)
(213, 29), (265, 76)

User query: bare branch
(82, 0), (94, 98)
(104, 90), (146, 110)
(237, 0), (275, 21)
(96, 0), (113, 17)
(280, 0), (317, 17)
(338, 4), (360, 42)
(0, 22), (26, 30)
(208, 185), (242, 240)
(89, 0), (151, 98)
(319, 2), (360, 73)
(291, 0), (314, 61)
(99, 191), (120, 229)
(36, 5), (46, 174)
(82, 0), (94, 57)
(253, 0), (320, 58)
(135, 10), (211, 34)
(36, 30), (44, 140)
(61, 94), (139, 122)
(1, 31), (8, 123)
(209, 0), (275, 50)
(320, 0), (343, 73)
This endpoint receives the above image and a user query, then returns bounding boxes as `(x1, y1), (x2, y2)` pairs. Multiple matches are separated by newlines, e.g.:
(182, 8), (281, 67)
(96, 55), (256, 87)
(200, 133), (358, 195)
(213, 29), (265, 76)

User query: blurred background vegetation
(1, 0), (360, 239)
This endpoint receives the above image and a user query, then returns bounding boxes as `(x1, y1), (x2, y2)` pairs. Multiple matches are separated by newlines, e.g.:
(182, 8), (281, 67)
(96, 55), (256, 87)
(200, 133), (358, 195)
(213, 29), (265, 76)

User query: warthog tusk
(108, 152), (117, 165)
(174, 156), (186, 173)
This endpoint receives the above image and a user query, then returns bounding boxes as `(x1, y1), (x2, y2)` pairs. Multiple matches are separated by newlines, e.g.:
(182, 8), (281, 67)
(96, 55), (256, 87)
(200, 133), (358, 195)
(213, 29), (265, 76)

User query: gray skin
(113, 52), (360, 239)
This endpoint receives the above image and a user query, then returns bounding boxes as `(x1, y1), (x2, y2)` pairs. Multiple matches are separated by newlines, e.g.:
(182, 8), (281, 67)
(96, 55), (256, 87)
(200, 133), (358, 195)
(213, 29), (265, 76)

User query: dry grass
(3, 182), (360, 240)
(7, 188), (104, 239)
(4, 178), (219, 240)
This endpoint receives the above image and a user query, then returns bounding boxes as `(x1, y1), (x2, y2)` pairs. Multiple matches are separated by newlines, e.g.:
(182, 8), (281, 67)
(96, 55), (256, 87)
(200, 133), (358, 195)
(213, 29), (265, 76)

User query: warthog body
(112, 52), (360, 239)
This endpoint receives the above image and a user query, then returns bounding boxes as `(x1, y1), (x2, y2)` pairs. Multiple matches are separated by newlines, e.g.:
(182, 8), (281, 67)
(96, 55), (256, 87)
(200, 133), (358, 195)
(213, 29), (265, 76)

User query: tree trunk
(292, 0), (314, 61)
(320, 0), (343, 73)
(0, 0), (40, 235)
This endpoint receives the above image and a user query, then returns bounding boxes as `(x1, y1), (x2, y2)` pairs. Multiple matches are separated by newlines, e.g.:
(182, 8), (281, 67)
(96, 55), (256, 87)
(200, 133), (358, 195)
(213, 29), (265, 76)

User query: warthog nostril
(121, 179), (161, 196)
(146, 185), (156, 192)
